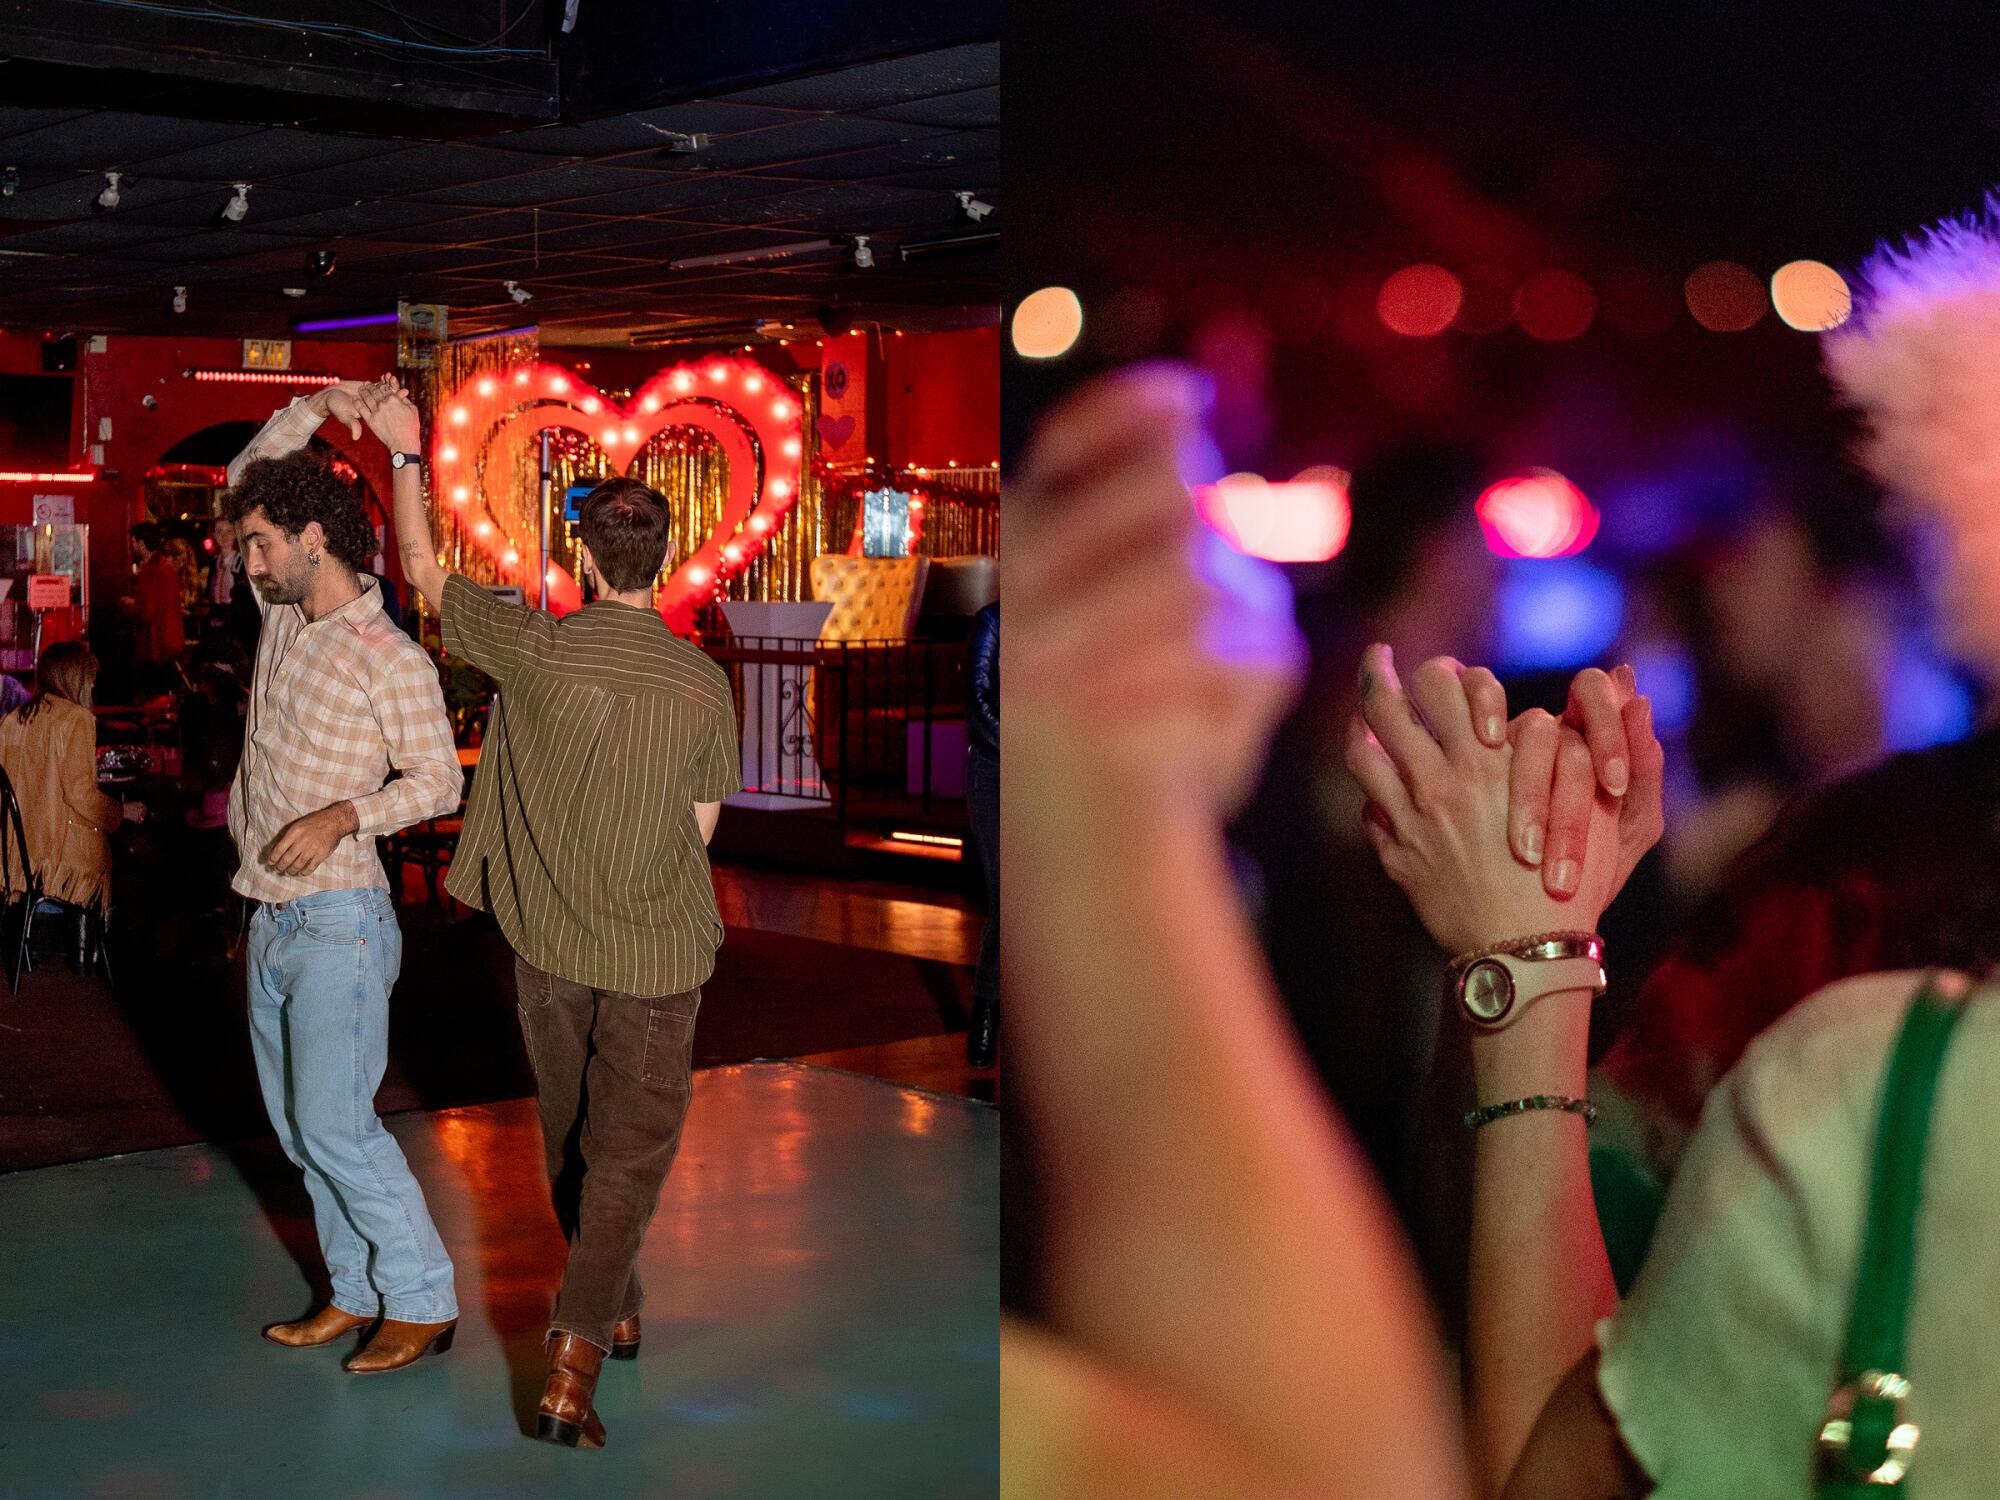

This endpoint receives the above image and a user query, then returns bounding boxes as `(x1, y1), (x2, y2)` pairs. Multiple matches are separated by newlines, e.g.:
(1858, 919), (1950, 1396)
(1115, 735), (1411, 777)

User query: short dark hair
(129, 522), (163, 550)
(578, 477), (670, 592)
(222, 449), (376, 570)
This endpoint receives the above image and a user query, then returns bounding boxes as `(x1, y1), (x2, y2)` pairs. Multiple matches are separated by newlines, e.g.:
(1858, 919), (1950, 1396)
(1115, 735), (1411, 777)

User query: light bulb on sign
(451, 486), (469, 503)
(514, 371), (529, 386)
(707, 366), (726, 382)
(622, 426), (639, 445)
(673, 371), (694, 392)
(477, 378), (495, 396)
(641, 396), (660, 413)
(580, 397), (600, 414)
(440, 446), (458, 463)
(750, 514), (771, 533)
(450, 409), (467, 425)
(782, 439), (801, 458)
(475, 520), (493, 537)
(769, 479), (792, 499)
(602, 428), (618, 446)
(503, 547), (519, 567)
(745, 374), (765, 392)
(772, 400), (794, 420)
(549, 375), (569, 393)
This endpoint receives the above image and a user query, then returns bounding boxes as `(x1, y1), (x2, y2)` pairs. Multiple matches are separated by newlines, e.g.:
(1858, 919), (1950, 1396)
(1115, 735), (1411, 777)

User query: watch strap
(1457, 951), (1605, 1029)
(391, 451), (423, 469)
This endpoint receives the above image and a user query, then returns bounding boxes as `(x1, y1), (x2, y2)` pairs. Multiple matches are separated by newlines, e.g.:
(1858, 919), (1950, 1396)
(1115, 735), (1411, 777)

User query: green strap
(1818, 974), (1969, 1496)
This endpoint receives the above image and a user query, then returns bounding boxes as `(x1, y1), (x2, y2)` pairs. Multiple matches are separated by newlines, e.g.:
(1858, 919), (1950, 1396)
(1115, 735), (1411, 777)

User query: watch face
(392, 452), (410, 468)
(1462, 959), (1514, 1025)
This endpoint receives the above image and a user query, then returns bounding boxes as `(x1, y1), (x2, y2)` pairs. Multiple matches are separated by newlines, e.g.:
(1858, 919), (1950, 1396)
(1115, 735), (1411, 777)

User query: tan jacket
(0, 697), (122, 908)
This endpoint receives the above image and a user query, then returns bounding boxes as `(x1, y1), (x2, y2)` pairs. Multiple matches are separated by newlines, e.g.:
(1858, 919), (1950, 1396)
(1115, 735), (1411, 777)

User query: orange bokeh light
(1770, 259), (1851, 331)
(1013, 286), (1085, 359)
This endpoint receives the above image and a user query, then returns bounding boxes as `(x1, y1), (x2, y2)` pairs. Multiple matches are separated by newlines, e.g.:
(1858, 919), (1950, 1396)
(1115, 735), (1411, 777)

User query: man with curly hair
(219, 382), (465, 1375)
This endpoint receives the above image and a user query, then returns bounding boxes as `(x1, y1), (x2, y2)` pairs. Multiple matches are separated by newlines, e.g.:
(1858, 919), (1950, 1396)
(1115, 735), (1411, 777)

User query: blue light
(1495, 558), (1625, 673)
(1883, 643), (1976, 752)
(294, 311), (398, 332)
(1627, 642), (1698, 735)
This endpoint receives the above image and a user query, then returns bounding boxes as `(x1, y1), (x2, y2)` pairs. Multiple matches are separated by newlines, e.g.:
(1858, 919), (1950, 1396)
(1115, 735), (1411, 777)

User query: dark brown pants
(513, 951), (700, 1353)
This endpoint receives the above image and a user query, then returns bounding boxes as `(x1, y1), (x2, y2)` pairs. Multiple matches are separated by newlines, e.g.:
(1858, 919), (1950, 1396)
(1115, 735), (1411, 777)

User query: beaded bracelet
(1464, 1094), (1596, 1131)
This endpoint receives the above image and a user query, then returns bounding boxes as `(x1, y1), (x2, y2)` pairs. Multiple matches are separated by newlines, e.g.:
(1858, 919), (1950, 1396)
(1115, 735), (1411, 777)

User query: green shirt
(440, 572), (741, 995)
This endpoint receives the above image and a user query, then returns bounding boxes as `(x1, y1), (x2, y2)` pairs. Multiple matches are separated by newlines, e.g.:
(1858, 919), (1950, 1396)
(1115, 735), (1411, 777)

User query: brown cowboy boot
(610, 1313), (641, 1361)
(342, 1317), (457, 1375)
(263, 1305), (376, 1348)
(536, 1333), (608, 1448)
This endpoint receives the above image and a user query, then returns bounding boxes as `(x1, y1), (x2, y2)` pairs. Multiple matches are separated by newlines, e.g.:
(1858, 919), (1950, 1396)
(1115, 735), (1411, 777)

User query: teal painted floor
(0, 1063), (999, 1499)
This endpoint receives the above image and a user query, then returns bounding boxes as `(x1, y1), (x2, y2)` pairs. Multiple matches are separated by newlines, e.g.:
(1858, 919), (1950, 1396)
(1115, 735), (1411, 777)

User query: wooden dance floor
(0, 1063), (998, 1498)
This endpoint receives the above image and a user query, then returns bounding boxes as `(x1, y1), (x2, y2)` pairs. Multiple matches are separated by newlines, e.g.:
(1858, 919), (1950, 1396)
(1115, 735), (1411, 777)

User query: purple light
(294, 312), (399, 332)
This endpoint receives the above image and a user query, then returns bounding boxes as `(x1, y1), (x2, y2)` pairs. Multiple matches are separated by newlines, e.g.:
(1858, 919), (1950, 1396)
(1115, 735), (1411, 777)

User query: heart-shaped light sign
(431, 355), (806, 626)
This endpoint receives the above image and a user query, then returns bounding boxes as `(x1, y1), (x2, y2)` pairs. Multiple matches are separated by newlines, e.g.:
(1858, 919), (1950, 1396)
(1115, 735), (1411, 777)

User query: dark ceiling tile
(0, 114), (261, 171)
(719, 43), (998, 111)
(653, 116), (936, 172)
(121, 128), (389, 181)
(871, 85), (1001, 131)
(770, 132), (997, 182)
(281, 142), (555, 195)
(698, 182), (939, 228)
(416, 162), (670, 208)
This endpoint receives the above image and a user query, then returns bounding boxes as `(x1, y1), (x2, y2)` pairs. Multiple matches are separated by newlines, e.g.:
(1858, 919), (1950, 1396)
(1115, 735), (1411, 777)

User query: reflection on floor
(0, 1063), (998, 1499)
(712, 864), (982, 969)
(799, 1032), (999, 1106)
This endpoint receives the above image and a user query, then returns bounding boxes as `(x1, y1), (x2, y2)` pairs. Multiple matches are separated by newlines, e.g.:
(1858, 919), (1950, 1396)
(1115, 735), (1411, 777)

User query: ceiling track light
(93, 171), (122, 211)
(1, 166), (18, 198)
(171, 285), (187, 315)
(851, 235), (875, 270)
(220, 183), (250, 223)
(898, 229), (999, 262)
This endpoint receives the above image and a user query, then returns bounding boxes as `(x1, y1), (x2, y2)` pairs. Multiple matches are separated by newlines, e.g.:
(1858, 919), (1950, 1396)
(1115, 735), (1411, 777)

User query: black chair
(0, 766), (114, 992)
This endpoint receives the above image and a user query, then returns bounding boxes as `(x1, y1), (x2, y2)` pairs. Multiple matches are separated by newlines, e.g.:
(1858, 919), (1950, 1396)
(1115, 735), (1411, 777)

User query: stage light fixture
(0, 167), (17, 198)
(94, 172), (122, 211)
(221, 183), (250, 223)
(171, 286), (187, 315)
(954, 191), (994, 222)
(505, 280), (533, 304)
(851, 235), (875, 270)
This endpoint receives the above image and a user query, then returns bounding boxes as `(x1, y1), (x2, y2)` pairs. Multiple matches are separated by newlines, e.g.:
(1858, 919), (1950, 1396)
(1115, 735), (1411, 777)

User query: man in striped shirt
(356, 378), (740, 1449)
(222, 386), (465, 1376)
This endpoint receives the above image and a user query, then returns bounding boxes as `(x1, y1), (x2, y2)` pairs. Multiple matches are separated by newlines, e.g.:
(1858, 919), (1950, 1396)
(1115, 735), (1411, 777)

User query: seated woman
(0, 642), (126, 911)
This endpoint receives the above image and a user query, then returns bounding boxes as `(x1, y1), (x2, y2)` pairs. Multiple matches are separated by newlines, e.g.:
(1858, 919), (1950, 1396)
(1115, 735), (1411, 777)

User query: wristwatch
(1448, 932), (1605, 1029)
(390, 451), (423, 471)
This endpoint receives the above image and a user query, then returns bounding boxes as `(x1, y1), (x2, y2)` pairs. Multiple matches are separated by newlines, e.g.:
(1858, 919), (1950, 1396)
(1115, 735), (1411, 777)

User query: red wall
(0, 326), (999, 604)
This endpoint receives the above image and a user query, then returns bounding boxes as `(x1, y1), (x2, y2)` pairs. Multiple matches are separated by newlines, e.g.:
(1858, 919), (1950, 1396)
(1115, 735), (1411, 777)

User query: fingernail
(1551, 858), (1578, 894)
(1615, 663), (1636, 692)
(1606, 756), (1628, 795)
(1484, 715), (1503, 744)
(1521, 824), (1543, 864)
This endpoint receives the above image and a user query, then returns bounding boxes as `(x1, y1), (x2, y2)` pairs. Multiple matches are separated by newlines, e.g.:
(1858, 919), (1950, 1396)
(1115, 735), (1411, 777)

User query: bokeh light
(1376, 264), (1463, 337)
(1476, 469), (1599, 558)
(1513, 270), (1597, 341)
(1012, 286), (1084, 359)
(1770, 259), (1852, 331)
(1194, 466), (1353, 562)
(1684, 260), (1767, 332)
(1496, 558), (1626, 671)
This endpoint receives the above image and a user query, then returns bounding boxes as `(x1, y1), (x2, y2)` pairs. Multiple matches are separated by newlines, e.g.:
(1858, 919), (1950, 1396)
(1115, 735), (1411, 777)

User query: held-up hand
(261, 801), (358, 879)
(358, 377), (423, 454)
(307, 381), (373, 441)
(1345, 644), (1630, 955)
(1010, 364), (1305, 813)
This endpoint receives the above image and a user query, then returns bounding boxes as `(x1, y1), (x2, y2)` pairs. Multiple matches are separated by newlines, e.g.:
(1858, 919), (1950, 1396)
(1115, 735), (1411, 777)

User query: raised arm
(224, 380), (373, 489)
(1347, 647), (1662, 1499)
(357, 379), (447, 612)
(1006, 366), (1466, 1498)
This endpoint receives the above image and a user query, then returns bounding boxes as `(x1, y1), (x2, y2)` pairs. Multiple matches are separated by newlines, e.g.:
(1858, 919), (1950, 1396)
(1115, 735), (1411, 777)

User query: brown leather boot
(610, 1313), (641, 1361)
(263, 1305), (376, 1348)
(341, 1317), (457, 1375)
(536, 1333), (608, 1448)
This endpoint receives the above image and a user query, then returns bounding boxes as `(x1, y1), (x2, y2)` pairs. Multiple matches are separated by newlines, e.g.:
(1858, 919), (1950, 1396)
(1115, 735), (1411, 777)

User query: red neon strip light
(0, 472), (96, 483)
(185, 370), (342, 385)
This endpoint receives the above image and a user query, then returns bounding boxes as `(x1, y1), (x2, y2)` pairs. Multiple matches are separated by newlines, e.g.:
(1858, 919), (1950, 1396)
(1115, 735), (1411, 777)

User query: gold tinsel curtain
(410, 330), (539, 602)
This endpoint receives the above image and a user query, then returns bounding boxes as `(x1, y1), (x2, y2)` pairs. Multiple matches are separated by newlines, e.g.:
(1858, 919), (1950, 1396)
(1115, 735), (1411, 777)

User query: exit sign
(243, 339), (292, 370)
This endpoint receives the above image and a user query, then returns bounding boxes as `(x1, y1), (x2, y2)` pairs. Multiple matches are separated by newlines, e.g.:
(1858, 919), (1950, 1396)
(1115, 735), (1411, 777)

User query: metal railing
(699, 634), (969, 829)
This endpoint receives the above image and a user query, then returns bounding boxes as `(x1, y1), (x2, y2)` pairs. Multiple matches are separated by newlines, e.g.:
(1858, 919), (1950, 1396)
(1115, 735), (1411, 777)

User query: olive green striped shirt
(440, 573), (741, 995)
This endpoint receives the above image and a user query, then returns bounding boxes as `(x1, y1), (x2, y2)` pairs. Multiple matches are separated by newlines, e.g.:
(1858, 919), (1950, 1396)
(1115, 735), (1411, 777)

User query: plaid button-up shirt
(227, 404), (461, 902)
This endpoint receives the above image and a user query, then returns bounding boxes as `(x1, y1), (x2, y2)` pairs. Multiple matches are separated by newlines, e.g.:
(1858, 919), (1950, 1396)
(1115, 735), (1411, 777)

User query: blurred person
(1595, 201), (2000, 1191)
(205, 514), (260, 648)
(219, 387), (465, 1377)
(357, 377), (741, 1450)
(1354, 647), (1997, 1499)
(1002, 364), (1651, 1495)
(966, 599), (999, 1068)
(127, 521), (184, 697)
(0, 641), (141, 912)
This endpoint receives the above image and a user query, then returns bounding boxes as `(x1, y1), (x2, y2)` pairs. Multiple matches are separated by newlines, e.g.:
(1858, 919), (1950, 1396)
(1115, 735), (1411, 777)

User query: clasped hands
(1344, 643), (1664, 958)
(308, 375), (422, 454)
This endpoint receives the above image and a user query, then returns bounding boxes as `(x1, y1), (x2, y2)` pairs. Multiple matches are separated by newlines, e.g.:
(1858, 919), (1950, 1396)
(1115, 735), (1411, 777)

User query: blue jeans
(246, 888), (457, 1323)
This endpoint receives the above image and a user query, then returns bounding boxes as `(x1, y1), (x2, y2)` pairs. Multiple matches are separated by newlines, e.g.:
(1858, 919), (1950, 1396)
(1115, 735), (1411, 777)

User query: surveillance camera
(955, 191), (994, 222)
(1, 166), (18, 198)
(852, 236), (875, 270)
(93, 171), (122, 212)
(221, 183), (250, 223)
(141, 394), (159, 410)
(171, 286), (187, 315)
(307, 248), (336, 277)
(505, 280), (533, 305)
